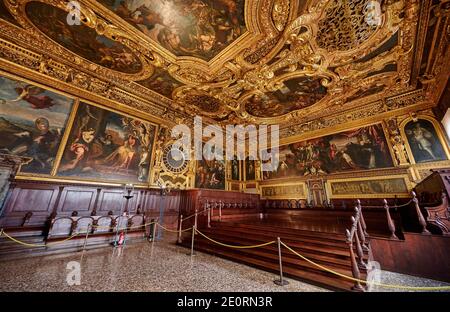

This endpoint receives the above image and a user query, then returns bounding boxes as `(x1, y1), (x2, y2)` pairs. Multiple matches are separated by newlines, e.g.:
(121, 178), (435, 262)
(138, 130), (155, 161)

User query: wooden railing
(345, 200), (369, 291)
(47, 213), (145, 239)
(364, 191), (430, 239)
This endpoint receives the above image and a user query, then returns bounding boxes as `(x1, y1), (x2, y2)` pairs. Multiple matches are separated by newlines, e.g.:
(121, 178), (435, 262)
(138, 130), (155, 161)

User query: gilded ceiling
(0, 0), (449, 131)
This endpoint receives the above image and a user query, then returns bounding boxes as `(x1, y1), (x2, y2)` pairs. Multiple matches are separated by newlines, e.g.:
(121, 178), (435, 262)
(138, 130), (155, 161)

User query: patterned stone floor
(0, 234), (448, 292)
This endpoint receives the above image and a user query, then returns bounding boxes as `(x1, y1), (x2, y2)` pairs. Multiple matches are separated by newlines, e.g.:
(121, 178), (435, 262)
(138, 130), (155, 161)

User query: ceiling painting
(97, 0), (247, 61)
(24, 1), (143, 74)
(1, 0), (447, 133)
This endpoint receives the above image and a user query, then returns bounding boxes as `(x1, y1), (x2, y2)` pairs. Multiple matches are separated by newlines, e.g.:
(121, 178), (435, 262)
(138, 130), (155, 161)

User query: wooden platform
(179, 218), (370, 291)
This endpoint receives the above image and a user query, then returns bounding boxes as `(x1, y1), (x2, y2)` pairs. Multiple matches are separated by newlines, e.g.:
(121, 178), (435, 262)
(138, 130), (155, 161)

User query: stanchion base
(273, 279), (289, 286)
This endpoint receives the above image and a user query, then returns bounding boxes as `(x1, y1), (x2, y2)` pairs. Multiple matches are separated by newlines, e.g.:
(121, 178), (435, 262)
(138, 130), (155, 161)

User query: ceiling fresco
(97, 0), (247, 61)
(25, 1), (143, 74)
(0, 0), (449, 131)
(137, 67), (184, 99)
(244, 76), (328, 118)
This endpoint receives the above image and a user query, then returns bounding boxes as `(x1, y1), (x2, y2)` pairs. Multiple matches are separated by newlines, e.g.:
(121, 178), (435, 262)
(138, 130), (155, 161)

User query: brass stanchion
(273, 237), (289, 286)
(189, 225), (196, 256)
(207, 207), (211, 228)
(177, 215), (183, 244)
(80, 224), (91, 261)
(151, 218), (158, 245)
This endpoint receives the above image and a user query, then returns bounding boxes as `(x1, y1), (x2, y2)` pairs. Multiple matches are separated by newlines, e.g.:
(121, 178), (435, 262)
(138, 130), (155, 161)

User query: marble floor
(0, 234), (448, 292)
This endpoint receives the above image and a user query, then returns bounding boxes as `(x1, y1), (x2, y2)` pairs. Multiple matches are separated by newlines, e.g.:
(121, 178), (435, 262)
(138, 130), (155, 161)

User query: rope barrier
(156, 223), (193, 233)
(195, 229), (276, 249)
(1, 230), (80, 248)
(280, 241), (450, 291)
(2, 222), (449, 291)
(183, 208), (210, 221)
(362, 199), (414, 209)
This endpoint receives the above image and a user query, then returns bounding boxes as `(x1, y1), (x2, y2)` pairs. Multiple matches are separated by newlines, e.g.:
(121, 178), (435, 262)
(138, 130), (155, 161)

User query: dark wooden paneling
(0, 180), (183, 229)
(0, 183), (60, 227)
(371, 233), (450, 282)
(57, 186), (97, 215)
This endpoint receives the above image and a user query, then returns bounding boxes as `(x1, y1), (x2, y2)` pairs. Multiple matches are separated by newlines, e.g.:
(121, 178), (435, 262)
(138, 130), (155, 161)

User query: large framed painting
(195, 145), (225, 190)
(404, 119), (447, 163)
(230, 156), (240, 181)
(57, 102), (157, 183)
(0, 74), (74, 175)
(195, 158), (226, 190)
(263, 124), (394, 180)
(245, 157), (256, 181)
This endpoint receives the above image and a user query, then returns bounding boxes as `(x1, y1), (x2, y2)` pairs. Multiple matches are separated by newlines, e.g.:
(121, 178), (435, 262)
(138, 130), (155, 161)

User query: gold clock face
(162, 144), (189, 173)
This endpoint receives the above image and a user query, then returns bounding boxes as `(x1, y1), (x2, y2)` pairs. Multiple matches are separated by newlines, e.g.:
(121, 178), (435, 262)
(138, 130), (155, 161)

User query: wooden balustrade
(412, 191), (431, 235)
(345, 201), (369, 291)
(383, 199), (399, 240)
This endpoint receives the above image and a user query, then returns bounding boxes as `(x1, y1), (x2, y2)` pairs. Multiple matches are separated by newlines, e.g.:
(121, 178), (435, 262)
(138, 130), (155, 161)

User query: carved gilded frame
(399, 114), (450, 165)
(0, 68), (161, 187)
(325, 175), (412, 199)
(259, 181), (307, 200)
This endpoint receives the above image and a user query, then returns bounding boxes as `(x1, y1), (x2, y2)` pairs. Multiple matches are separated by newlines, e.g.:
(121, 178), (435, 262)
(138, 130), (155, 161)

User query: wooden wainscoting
(0, 180), (182, 229)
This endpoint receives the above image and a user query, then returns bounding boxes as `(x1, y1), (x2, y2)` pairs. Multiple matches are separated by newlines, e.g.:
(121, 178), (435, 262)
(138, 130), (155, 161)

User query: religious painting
(230, 155), (240, 180)
(98, 0), (247, 61)
(245, 77), (328, 118)
(245, 157), (256, 180)
(0, 75), (74, 174)
(138, 68), (184, 99)
(57, 102), (157, 183)
(195, 145), (225, 189)
(263, 124), (393, 180)
(404, 119), (447, 163)
(25, 2), (143, 74)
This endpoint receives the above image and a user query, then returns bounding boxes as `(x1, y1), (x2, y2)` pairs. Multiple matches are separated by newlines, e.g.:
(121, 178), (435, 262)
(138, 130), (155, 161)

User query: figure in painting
(263, 124), (393, 180)
(196, 158), (225, 189)
(245, 158), (256, 180)
(0, 76), (73, 174)
(26, 2), (142, 74)
(98, 0), (246, 61)
(59, 128), (96, 173)
(58, 103), (156, 182)
(231, 157), (239, 180)
(245, 77), (328, 118)
(405, 119), (447, 163)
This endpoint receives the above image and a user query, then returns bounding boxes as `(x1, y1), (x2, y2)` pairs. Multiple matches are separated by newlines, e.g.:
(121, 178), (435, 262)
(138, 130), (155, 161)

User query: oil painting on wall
(404, 119), (447, 163)
(0, 75), (74, 174)
(57, 103), (156, 183)
(245, 157), (256, 180)
(98, 0), (247, 61)
(195, 146), (225, 189)
(263, 124), (394, 180)
(230, 156), (240, 181)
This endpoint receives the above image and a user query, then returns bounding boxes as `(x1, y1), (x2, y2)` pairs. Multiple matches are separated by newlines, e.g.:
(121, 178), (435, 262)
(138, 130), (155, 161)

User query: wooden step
(209, 223), (350, 248)
(194, 231), (356, 270)
(179, 218), (371, 291)
(211, 221), (349, 242)
(199, 228), (354, 259)
(180, 240), (363, 291)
